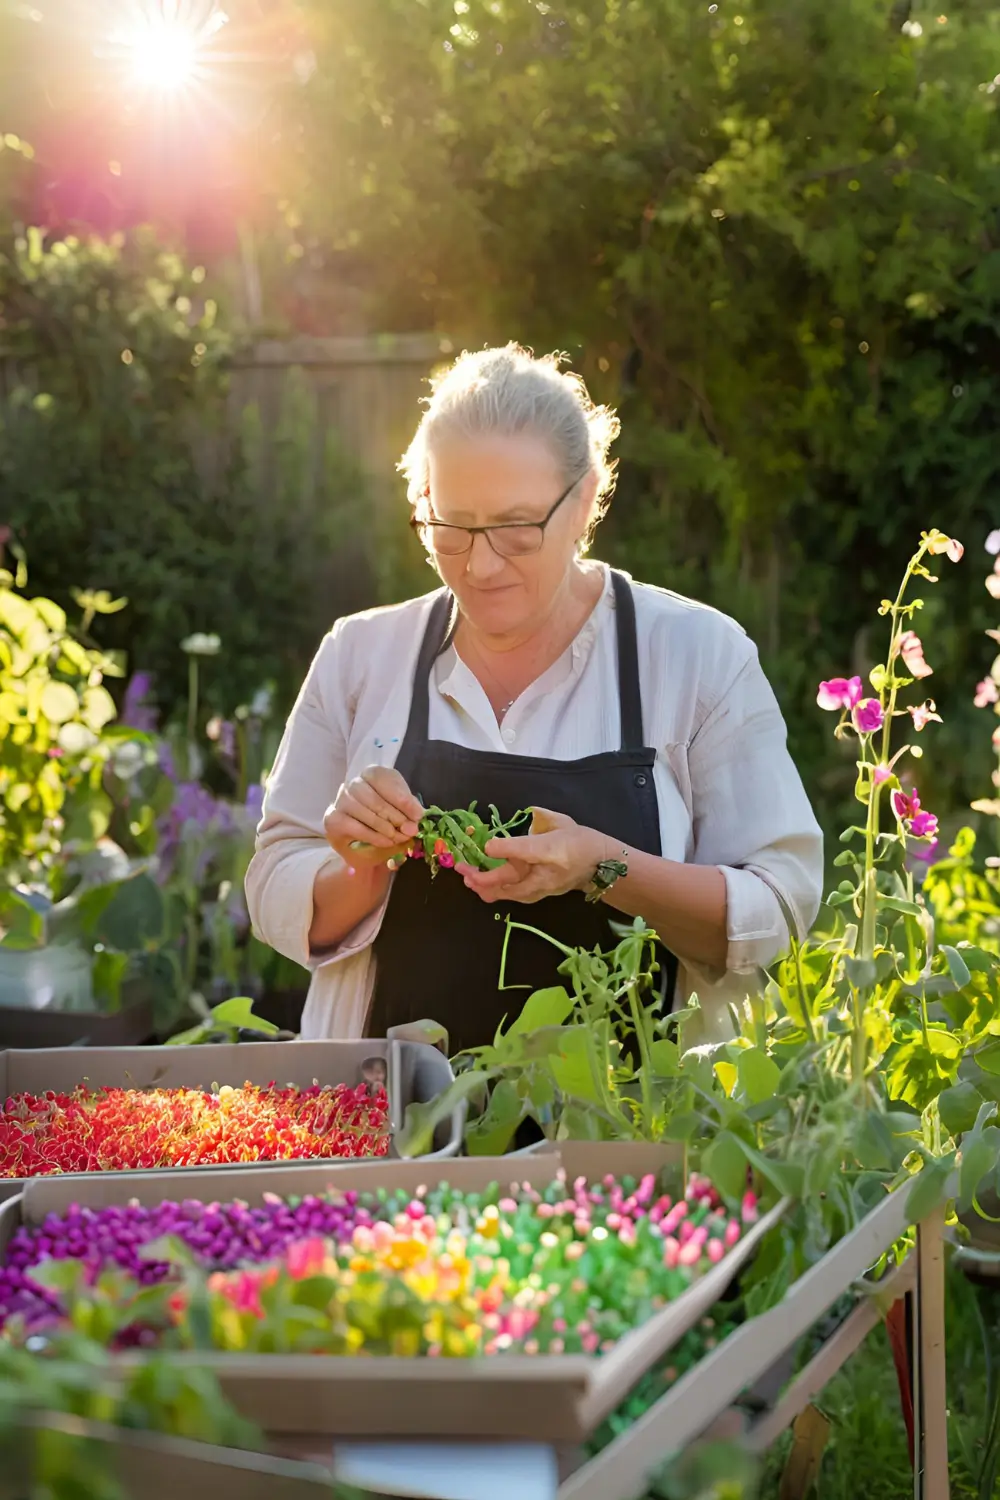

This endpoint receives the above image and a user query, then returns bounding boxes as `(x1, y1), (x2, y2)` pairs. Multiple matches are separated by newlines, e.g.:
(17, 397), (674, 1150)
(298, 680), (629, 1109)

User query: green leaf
(960, 1132), (1000, 1211)
(0, 889), (44, 950)
(504, 986), (574, 1039)
(549, 1029), (608, 1109)
(844, 956), (878, 989)
(210, 996), (279, 1034)
(906, 1156), (955, 1223)
(938, 1081), (983, 1138)
(975, 1041), (1000, 1076)
(736, 1139), (804, 1199)
(94, 873), (165, 952)
(736, 1048), (781, 1106)
(879, 896), (923, 917)
(91, 950), (129, 1011)
(648, 1037), (680, 1076)
(465, 1080), (524, 1156)
(702, 1131), (749, 1201)
(398, 1069), (491, 1158)
(941, 945), (972, 990)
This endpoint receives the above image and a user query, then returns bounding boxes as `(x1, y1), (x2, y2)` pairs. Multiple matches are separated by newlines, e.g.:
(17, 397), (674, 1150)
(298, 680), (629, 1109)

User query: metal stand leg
(913, 1208), (949, 1500)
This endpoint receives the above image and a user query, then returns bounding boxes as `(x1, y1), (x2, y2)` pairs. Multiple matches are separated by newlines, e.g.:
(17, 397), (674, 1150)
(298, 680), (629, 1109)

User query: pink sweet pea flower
(286, 1238), (327, 1280)
(896, 631), (932, 679)
(873, 764), (892, 784)
(908, 701), (942, 731)
(892, 788), (938, 841)
(817, 676), (863, 711)
(975, 679), (999, 709)
(892, 788), (920, 822)
(853, 698), (884, 734)
(925, 532), (964, 562)
(908, 837), (940, 865)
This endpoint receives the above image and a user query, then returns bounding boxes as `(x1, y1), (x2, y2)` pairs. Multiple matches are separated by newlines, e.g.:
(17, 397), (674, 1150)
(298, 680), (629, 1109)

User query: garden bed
(0, 1039), (462, 1198)
(0, 1143), (782, 1443)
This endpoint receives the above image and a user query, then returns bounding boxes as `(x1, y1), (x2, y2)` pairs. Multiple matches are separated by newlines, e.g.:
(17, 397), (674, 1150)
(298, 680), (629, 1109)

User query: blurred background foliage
(0, 0), (999, 850)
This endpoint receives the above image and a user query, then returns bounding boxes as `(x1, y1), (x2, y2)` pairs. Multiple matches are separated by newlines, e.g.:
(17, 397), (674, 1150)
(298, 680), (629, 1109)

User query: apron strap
(395, 589), (453, 783)
(609, 570), (645, 751)
(397, 570), (647, 777)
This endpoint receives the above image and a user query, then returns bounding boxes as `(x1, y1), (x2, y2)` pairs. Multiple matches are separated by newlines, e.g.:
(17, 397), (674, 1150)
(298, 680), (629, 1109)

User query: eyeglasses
(410, 473), (585, 559)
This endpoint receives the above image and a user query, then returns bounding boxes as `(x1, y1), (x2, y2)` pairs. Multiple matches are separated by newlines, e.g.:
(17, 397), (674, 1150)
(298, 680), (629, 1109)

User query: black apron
(367, 570), (678, 1055)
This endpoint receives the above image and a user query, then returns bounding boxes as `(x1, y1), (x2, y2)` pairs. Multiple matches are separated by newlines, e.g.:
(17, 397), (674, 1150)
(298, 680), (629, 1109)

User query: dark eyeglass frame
(409, 472), (586, 558)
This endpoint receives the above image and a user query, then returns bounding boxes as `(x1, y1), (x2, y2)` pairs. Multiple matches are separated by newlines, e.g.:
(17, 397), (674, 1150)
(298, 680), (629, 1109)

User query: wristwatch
(584, 853), (629, 904)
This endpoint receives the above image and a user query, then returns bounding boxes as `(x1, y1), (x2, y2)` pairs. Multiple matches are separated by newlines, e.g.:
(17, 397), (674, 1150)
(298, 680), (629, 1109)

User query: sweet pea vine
(406, 530), (1000, 1305)
(0, 1081), (389, 1180)
(352, 801), (530, 874)
(6, 1171), (756, 1355)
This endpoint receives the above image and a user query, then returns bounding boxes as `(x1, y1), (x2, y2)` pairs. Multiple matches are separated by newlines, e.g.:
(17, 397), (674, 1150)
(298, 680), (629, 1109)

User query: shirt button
(502, 727), (516, 745)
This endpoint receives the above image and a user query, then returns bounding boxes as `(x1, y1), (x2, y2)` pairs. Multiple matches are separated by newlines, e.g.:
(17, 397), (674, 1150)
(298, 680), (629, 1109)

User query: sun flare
(110, 5), (229, 95)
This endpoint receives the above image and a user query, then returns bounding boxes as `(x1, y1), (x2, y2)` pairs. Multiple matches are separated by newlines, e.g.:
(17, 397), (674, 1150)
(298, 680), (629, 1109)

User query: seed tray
(0, 1038), (462, 1199)
(0, 1141), (784, 1443)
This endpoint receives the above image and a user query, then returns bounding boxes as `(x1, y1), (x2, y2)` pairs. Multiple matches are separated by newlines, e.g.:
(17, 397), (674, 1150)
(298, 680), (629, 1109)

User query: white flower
(181, 633), (221, 657)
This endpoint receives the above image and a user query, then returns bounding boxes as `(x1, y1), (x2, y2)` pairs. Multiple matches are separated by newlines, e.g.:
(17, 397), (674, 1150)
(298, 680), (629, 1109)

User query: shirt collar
(433, 562), (614, 707)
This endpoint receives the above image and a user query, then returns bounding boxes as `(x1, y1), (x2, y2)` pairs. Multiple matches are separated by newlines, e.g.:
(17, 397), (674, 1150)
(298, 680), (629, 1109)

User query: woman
(246, 344), (823, 1051)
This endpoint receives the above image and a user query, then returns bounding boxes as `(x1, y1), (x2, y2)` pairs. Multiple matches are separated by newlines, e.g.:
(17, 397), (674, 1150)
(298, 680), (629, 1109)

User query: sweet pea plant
(352, 800), (531, 874)
(403, 530), (1000, 1283)
(922, 528), (1000, 959)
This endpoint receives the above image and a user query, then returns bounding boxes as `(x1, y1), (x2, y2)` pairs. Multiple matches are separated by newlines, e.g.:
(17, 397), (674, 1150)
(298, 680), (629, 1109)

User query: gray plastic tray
(0, 1038), (463, 1198)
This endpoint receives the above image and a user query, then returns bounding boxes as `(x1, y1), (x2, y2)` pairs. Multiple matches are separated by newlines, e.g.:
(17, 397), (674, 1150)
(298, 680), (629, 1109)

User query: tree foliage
(276, 0), (1000, 831)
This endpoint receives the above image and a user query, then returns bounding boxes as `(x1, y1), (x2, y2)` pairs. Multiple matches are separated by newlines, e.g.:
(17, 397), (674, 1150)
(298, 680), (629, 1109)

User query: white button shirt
(246, 566), (824, 1042)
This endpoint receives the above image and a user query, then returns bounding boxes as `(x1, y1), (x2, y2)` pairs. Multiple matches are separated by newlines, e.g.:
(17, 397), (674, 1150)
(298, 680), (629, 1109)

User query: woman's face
(423, 433), (595, 638)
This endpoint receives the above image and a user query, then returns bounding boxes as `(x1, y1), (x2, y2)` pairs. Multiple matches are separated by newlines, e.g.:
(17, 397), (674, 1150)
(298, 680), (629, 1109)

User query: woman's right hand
(323, 766), (424, 868)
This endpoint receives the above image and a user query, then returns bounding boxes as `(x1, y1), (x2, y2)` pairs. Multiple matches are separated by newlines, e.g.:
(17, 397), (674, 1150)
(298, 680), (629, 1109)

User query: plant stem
(186, 657), (199, 760)
(626, 979), (655, 1136)
(792, 938), (817, 1044)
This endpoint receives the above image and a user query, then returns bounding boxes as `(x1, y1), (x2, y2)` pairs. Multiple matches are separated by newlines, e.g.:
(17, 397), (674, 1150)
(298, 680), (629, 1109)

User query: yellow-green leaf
(82, 686), (116, 729)
(40, 681), (79, 724)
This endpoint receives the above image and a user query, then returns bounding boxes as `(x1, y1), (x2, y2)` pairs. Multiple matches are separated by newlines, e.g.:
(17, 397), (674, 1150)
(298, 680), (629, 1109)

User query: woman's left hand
(455, 808), (609, 905)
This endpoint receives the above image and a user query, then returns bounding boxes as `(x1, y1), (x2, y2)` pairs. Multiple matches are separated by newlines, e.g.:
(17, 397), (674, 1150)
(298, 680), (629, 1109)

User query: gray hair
(399, 343), (620, 541)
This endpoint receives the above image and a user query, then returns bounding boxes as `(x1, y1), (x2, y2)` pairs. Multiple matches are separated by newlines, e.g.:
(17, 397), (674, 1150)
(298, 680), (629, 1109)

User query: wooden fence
(227, 332), (454, 493)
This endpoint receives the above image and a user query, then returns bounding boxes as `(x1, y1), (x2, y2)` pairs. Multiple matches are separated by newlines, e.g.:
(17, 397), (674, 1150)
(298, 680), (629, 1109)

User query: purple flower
(852, 698), (884, 734)
(121, 672), (158, 733)
(244, 783), (264, 823)
(158, 742), (177, 781)
(817, 676), (863, 712)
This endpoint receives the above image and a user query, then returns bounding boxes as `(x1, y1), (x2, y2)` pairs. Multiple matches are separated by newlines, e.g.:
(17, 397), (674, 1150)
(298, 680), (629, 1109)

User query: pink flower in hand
(975, 679), (999, 709)
(896, 631), (933, 679)
(853, 698), (884, 734)
(817, 676), (863, 711)
(908, 701), (942, 731)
